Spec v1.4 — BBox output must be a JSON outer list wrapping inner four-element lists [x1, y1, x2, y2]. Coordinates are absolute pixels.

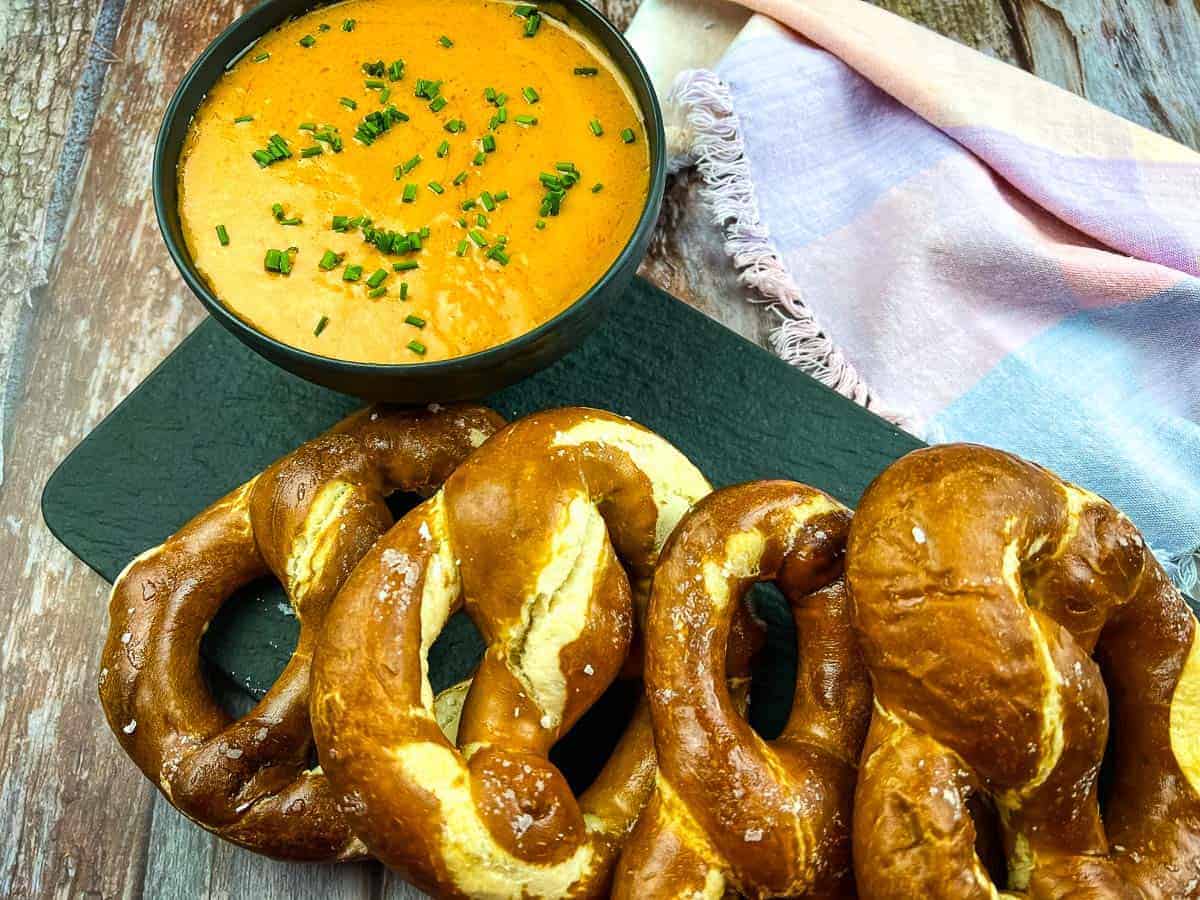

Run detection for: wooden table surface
[[2, 0, 1198, 896]]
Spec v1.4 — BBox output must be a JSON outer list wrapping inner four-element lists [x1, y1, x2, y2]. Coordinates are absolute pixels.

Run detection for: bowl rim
[[153, 0, 667, 377]]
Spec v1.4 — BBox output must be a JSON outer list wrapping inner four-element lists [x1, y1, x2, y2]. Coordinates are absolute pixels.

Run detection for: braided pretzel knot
[[99, 404, 504, 860], [312, 408, 712, 898], [847, 445, 1200, 898], [614, 481, 871, 899]]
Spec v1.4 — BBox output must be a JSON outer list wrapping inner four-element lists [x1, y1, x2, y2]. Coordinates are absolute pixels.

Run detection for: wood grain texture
[[1, 0, 1198, 895]]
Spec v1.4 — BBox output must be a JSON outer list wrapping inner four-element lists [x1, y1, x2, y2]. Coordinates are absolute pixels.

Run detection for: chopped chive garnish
[[468, 229, 488, 247], [299, 122, 317, 131], [216, 225, 230, 245], [394, 259, 419, 271], [364, 60, 386, 77], [264, 248, 283, 272], [365, 79, 386, 90], [379, 87, 391, 104], [437, 140, 450, 158], [420, 225, 430, 239], [407, 340, 427, 355], [343, 264, 363, 281], [497, 107, 508, 124], [234, 115, 254, 124], [366, 268, 388, 288], [279, 216, 301, 226], [515, 114, 537, 126], [279, 250, 294, 274], [495, 92, 508, 106], [445, 119, 465, 133], [405, 314, 426, 327], [318, 250, 342, 270], [485, 86, 497, 103], [252, 150, 273, 166], [415, 79, 442, 99], [539, 173, 563, 189], [332, 215, 351, 231], [536, 218, 546, 229], [354, 107, 408, 145], [473, 151, 486, 165], [253, 52, 270, 63], [456, 239, 468, 256], [513, 3, 537, 16], [522, 86, 539, 103], [555, 161, 577, 173], [481, 134, 496, 152], [621, 128, 636, 144], [476, 213, 488, 226], [574, 67, 599, 76], [461, 199, 476, 210], [340, 97, 358, 110], [302, 146, 323, 158], [480, 191, 496, 211], [592, 182, 603, 192], [314, 315, 330, 336], [453, 171, 468, 185], [319, 23, 331, 32], [368, 285, 387, 298], [428, 181, 445, 194], [487, 246, 510, 265], [429, 96, 447, 113], [523, 12, 541, 36], [439, 35, 454, 47], [388, 59, 405, 81], [342, 18, 356, 30], [494, 190, 509, 202], [299, 34, 316, 47], [402, 154, 422, 173], [402, 183, 418, 202], [456, 217, 468, 227], [409, 232, 422, 250], [588, 119, 603, 136], [272, 202, 285, 219], [400, 281, 409, 299]]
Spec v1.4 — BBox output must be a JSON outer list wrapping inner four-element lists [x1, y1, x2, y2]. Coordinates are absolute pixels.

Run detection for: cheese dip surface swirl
[[178, 0, 649, 364]]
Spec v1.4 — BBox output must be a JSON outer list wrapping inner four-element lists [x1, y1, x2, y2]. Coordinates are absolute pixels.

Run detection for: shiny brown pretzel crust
[[615, 480, 871, 899], [98, 404, 504, 860], [847, 444, 1200, 898], [312, 408, 712, 898]]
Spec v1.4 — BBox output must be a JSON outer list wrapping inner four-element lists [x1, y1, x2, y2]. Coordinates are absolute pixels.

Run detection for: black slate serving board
[[43, 277, 921, 742]]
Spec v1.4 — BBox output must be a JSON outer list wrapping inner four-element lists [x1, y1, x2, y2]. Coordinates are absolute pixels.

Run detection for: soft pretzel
[[846, 444, 1200, 898], [615, 481, 871, 898], [99, 403, 504, 860], [311, 408, 712, 898]]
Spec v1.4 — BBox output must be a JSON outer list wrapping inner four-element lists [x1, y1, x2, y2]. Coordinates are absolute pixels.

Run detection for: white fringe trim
[[668, 69, 914, 431]]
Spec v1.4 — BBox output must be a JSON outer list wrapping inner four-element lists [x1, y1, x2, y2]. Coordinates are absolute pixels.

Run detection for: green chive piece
[[522, 86, 540, 104], [403, 154, 422, 173], [302, 146, 323, 158], [456, 217, 468, 228], [536, 218, 546, 229], [445, 119, 465, 133], [365, 79, 386, 90], [234, 115, 253, 124], [388, 59, 405, 81], [314, 315, 330, 336], [366, 268, 388, 288], [368, 285, 387, 298], [428, 181, 445, 194], [252, 52, 269, 63], [555, 161, 577, 173], [589, 118, 603, 136], [496, 108, 508, 125], [402, 183, 418, 203], [621, 128, 636, 144], [299, 122, 318, 131], [272, 203, 285, 219], [340, 97, 358, 110], [429, 96, 447, 113], [485, 86, 497, 103], [591, 182, 603, 192], [439, 35, 454, 47], [487, 247, 510, 265], [407, 339, 427, 355], [343, 264, 363, 281], [408, 232, 422, 250], [436, 140, 450, 158], [299, 34, 316, 47], [456, 239, 468, 256], [453, 171, 468, 186], [420, 225, 430, 239], [480, 191, 496, 211], [318, 250, 341, 270], [400, 282, 409, 299], [515, 114, 537, 126], [574, 66, 599, 76], [461, 199, 476, 210], [524, 12, 541, 36], [476, 213, 488, 227], [495, 92, 508, 106], [252, 150, 272, 166], [319, 23, 331, 32], [481, 134, 496, 153], [468, 229, 488, 247], [215, 224, 230, 245], [279, 249, 294, 274], [264, 248, 283, 271], [405, 314, 426, 327], [379, 87, 391, 104], [342, 18, 356, 31], [394, 259, 419, 271], [473, 151, 486, 166], [332, 215, 351, 231], [513, 4, 537, 17]]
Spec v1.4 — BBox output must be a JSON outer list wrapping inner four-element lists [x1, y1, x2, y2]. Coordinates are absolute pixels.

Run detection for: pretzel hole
[[745, 583, 799, 740]]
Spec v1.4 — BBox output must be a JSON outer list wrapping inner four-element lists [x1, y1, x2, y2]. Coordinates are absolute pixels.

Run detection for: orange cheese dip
[[178, 0, 649, 363]]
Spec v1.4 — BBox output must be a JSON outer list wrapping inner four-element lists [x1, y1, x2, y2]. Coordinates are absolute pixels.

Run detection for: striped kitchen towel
[[662, 0, 1200, 593]]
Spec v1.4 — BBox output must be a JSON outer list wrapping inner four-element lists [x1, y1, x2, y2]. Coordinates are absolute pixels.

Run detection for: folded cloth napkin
[[641, 0, 1200, 593]]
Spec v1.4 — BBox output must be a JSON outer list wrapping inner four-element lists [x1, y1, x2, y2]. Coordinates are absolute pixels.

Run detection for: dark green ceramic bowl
[[153, 0, 665, 402]]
